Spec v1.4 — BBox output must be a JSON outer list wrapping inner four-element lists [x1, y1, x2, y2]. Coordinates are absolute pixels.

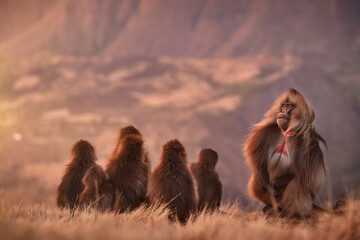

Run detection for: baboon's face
[[275, 89, 314, 133], [276, 101, 295, 131]]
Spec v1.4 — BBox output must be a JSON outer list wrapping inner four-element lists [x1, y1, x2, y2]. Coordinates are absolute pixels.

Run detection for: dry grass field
[[0, 198, 359, 240]]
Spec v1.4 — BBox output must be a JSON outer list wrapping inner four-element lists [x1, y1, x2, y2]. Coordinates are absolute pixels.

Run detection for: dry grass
[[0, 198, 359, 240]]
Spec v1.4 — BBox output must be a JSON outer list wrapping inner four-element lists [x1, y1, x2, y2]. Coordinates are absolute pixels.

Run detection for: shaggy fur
[[108, 125, 142, 160], [106, 134, 149, 213], [191, 148, 222, 212], [149, 139, 197, 223], [244, 88, 327, 217], [78, 164, 114, 212], [56, 140, 97, 210]]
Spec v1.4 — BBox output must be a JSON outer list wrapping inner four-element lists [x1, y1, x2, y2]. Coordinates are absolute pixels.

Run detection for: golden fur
[[244, 88, 327, 217]]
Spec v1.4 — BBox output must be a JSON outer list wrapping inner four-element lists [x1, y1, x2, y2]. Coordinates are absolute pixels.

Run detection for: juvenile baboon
[[244, 88, 327, 217], [106, 127, 149, 213], [149, 139, 197, 223], [78, 164, 114, 212], [191, 148, 222, 212], [57, 139, 97, 210]]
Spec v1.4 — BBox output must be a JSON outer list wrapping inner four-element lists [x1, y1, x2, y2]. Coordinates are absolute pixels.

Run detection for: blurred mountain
[[0, 0, 359, 206], [1, 0, 360, 58]]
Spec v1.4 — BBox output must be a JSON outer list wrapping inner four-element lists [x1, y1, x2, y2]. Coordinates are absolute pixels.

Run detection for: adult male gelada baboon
[[244, 88, 327, 217]]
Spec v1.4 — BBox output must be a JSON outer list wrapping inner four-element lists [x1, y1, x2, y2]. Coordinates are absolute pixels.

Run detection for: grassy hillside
[[0, 198, 359, 240]]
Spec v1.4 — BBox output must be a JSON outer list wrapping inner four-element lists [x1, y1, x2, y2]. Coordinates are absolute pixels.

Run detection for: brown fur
[[106, 132, 149, 213], [244, 88, 327, 217], [108, 125, 151, 174], [190, 148, 222, 212], [78, 165, 114, 212], [108, 125, 142, 160], [56, 140, 97, 210], [149, 139, 197, 223]]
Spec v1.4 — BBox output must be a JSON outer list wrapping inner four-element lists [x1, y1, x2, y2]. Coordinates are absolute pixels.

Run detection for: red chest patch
[[274, 130, 296, 157]]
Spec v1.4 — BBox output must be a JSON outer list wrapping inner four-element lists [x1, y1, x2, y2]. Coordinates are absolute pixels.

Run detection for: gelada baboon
[[108, 125, 142, 159], [78, 164, 114, 212], [244, 88, 327, 217], [190, 148, 222, 212], [108, 125, 151, 172], [149, 139, 197, 223], [106, 126, 149, 213], [57, 139, 97, 209]]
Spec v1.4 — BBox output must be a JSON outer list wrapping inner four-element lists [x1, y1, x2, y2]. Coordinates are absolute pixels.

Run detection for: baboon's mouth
[[277, 113, 289, 120]]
